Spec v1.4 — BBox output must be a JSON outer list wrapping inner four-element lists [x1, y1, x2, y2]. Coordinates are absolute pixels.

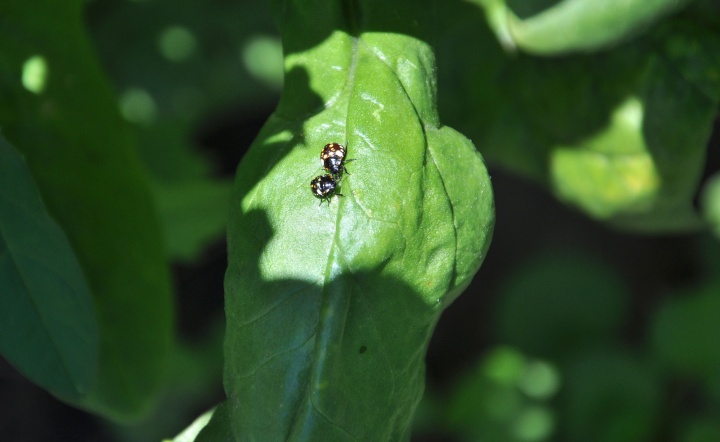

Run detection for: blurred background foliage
[[87, 0, 283, 262], [1, 0, 719, 440]]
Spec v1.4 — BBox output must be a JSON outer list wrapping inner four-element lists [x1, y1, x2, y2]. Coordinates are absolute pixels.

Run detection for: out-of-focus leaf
[[153, 179, 232, 262], [135, 122, 213, 183], [651, 281, 720, 385], [560, 349, 662, 442], [438, 8, 717, 232], [605, 52, 715, 231], [655, 15, 720, 104], [475, 0, 693, 55], [130, 122, 232, 261], [223, 0, 494, 440], [436, 1, 507, 160], [515, 47, 713, 230], [105, 325, 225, 442], [87, 0, 277, 123], [86, 0, 279, 188], [0, 136, 98, 400], [0, 0, 173, 420], [441, 347, 558, 441], [496, 250, 628, 359], [87, 1, 277, 263], [550, 97, 661, 219]]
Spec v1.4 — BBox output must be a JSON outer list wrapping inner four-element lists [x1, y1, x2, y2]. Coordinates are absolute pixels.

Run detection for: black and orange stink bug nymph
[[310, 174, 343, 205], [320, 142, 351, 177]]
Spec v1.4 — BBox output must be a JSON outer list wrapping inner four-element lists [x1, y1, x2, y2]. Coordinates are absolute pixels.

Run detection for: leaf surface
[[223, 1, 494, 440], [0, 136, 98, 400], [0, 0, 173, 419]]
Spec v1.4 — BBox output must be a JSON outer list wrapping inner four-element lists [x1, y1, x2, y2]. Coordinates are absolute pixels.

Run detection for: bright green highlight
[[701, 173, 720, 238], [22, 55, 48, 94], [241, 35, 283, 89], [551, 97, 660, 219]]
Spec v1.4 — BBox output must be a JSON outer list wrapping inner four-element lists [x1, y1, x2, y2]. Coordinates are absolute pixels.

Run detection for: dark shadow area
[[195, 102, 279, 178], [0, 360, 111, 442], [210, 204, 450, 441]]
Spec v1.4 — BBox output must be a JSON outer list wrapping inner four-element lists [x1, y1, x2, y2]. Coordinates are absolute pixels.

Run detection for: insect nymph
[[311, 142, 354, 205], [320, 142, 351, 178], [310, 174, 342, 206]]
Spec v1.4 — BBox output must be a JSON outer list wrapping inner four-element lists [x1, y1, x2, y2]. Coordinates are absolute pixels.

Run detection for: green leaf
[[438, 12, 717, 232], [549, 97, 662, 219], [134, 122, 214, 183], [0, 136, 98, 400], [475, 0, 694, 55], [86, 0, 279, 263], [223, 1, 494, 440], [603, 51, 715, 231], [657, 17, 720, 105], [0, 0, 173, 420], [515, 47, 713, 230]]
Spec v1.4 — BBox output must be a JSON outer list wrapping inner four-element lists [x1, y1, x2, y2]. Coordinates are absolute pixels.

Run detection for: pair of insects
[[310, 142, 352, 205]]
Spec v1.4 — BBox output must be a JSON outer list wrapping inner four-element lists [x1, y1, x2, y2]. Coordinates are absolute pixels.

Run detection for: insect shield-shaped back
[[320, 142, 350, 177], [310, 174, 342, 206]]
